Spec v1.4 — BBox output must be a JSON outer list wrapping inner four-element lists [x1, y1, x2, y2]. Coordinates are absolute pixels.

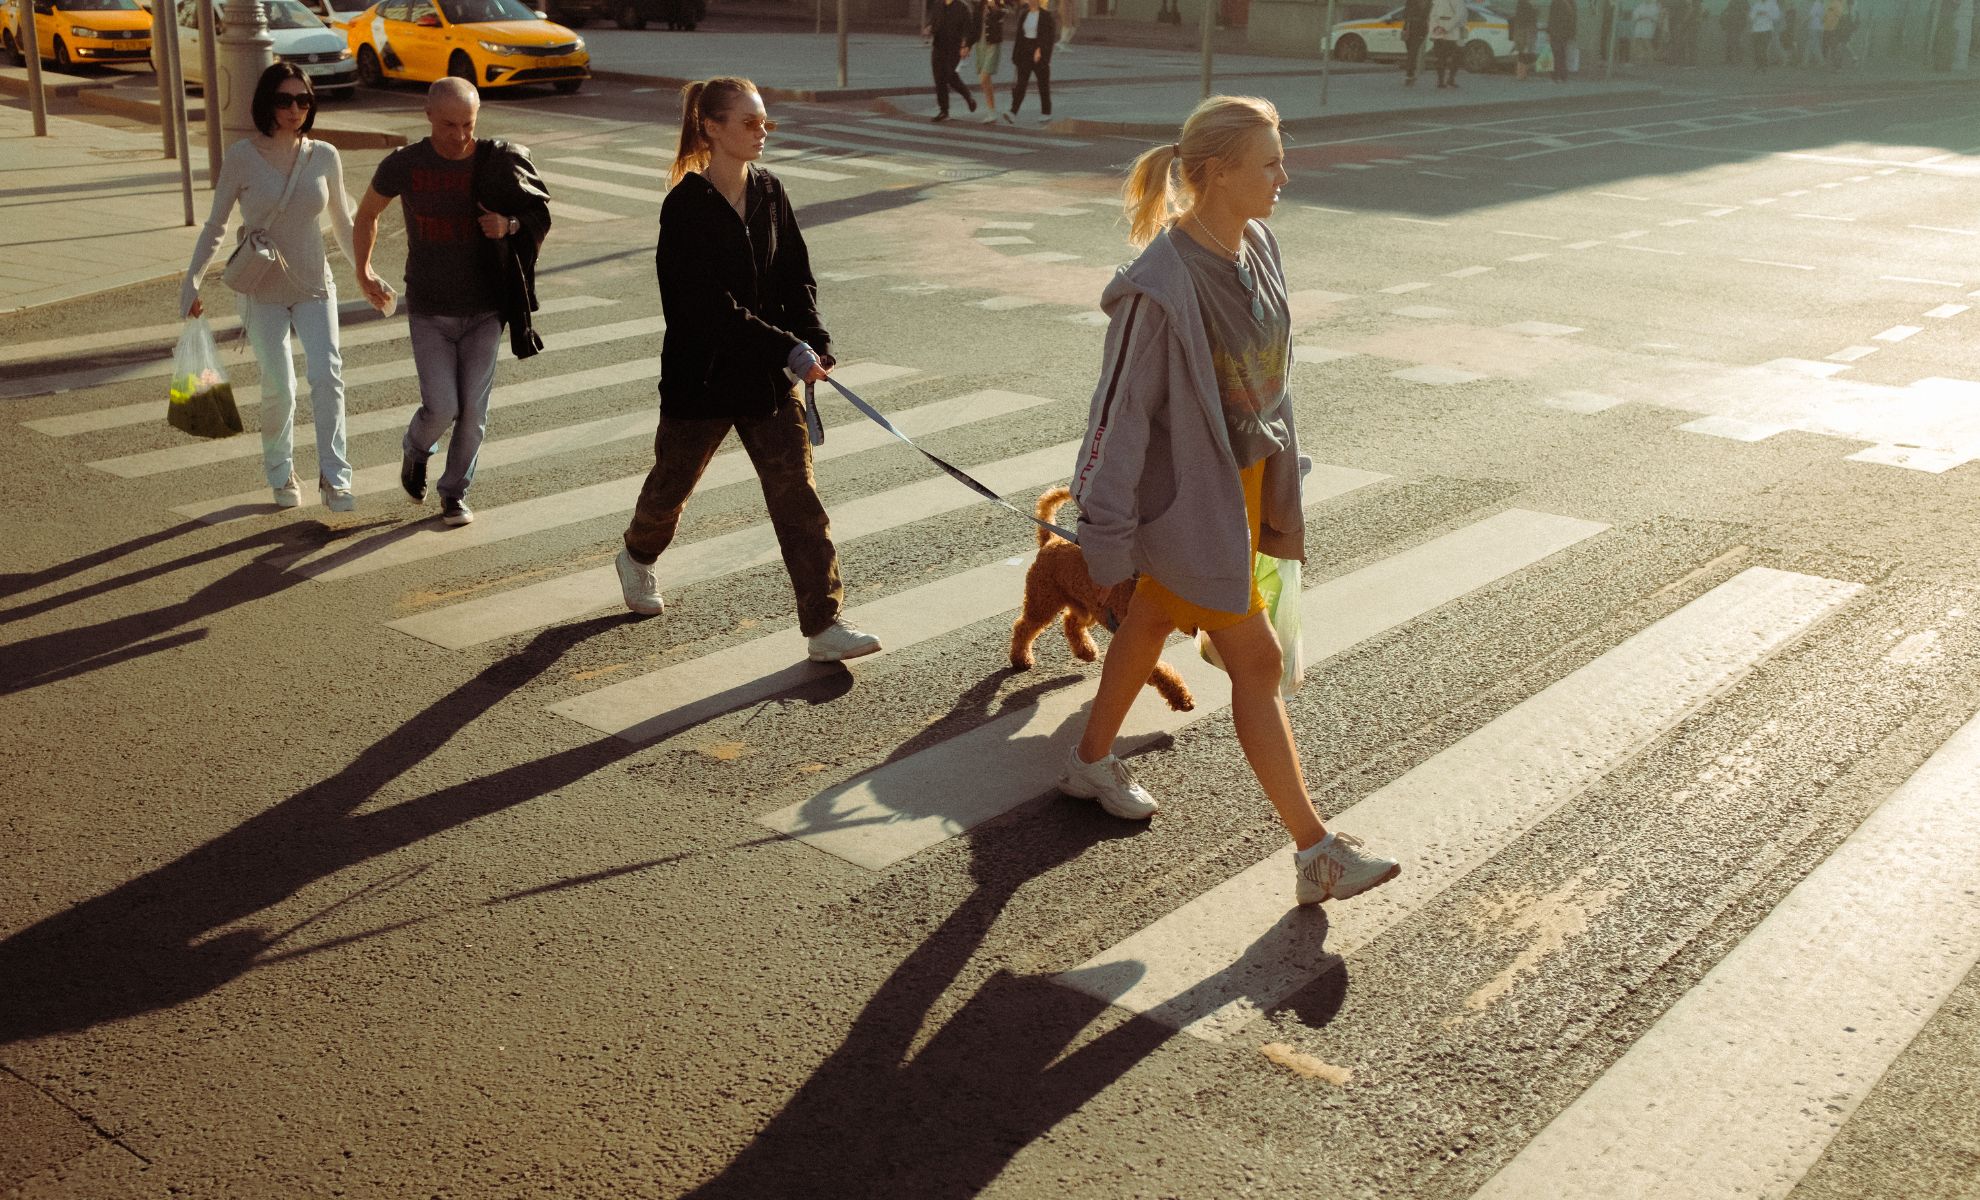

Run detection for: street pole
[[1320, 0, 1336, 104], [200, 0, 221, 178], [20, 0, 46, 135], [1200, 0, 1214, 97], [217, 0, 273, 145], [164, 0, 195, 224], [152, 0, 176, 156], [1604, 0, 1619, 79], [836, 0, 847, 87]]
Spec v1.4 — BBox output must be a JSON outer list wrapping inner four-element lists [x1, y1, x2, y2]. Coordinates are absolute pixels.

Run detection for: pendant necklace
[[1193, 214, 1265, 321]]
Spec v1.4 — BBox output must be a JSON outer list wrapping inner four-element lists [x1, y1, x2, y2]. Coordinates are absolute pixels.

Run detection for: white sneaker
[[272, 474, 302, 509], [1058, 745, 1158, 820], [1295, 832, 1400, 905], [614, 547, 664, 616], [1037, 113, 1054, 126], [807, 620, 882, 663], [978, 108, 997, 123], [318, 477, 356, 513]]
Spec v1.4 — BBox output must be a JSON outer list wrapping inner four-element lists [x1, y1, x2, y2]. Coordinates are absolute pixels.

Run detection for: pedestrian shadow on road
[[0, 614, 640, 1046], [0, 517, 244, 616]]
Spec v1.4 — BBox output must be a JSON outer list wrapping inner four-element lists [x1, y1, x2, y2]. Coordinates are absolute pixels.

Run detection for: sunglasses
[[720, 115, 778, 134], [273, 93, 314, 110]]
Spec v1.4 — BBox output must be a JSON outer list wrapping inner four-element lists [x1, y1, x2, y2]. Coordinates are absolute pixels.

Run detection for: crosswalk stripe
[[385, 440, 1082, 650], [0, 300, 361, 370], [537, 170, 663, 204], [858, 116, 1090, 149], [551, 199, 632, 223], [293, 377, 1025, 585], [756, 507, 1604, 875], [1471, 698, 1980, 1200], [553, 154, 853, 184], [811, 122, 1034, 157], [770, 130, 966, 164], [19, 297, 617, 431], [1056, 565, 1860, 1043], [86, 318, 663, 478], [623, 144, 928, 177], [550, 462, 1394, 744]]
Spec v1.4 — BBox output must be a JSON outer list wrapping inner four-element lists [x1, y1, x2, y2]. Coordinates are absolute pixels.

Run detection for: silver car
[[156, 0, 356, 97]]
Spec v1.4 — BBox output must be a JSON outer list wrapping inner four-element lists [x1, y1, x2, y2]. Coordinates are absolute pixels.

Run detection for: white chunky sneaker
[[1058, 745, 1158, 820], [807, 620, 882, 663], [272, 474, 302, 509], [614, 547, 664, 616], [1295, 831, 1400, 905]]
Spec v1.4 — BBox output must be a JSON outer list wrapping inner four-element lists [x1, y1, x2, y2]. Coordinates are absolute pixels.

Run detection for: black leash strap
[[821, 375, 1080, 544]]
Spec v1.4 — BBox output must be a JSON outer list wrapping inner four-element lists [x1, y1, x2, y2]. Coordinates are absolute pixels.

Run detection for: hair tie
[[1169, 142, 1181, 154]]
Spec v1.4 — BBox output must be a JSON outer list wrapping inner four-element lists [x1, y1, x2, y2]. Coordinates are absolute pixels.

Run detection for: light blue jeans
[[405, 310, 502, 502], [242, 288, 349, 490]]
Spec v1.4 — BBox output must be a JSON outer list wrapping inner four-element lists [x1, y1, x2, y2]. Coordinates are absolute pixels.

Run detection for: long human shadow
[[0, 615, 632, 1046], [686, 809, 1178, 1200], [0, 517, 327, 622]]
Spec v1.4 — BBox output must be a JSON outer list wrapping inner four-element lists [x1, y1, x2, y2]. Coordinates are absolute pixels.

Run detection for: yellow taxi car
[[3, 0, 152, 72], [345, 0, 586, 93]]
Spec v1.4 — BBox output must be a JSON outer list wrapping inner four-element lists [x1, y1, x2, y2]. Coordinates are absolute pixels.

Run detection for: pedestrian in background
[[1512, 0, 1539, 78], [1008, 0, 1058, 124], [614, 77, 882, 665], [1548, 0, 1577, 79], [353, 78, 548, 529], [1775, 0, 1795, 62], [1798, 0, 1823, 63], [1428, 0, 1465, 87], [1401, 0, 1431, 84], [1721, 0, 1747, 61], [973, 0, 1012, 123], [1748, 0, 1779, 67], [1066, 94, 1402, 907], [180, 63, 358, 512], [1631, 0, 1658, 66], [1829, 0, 1856, 65], [926, 0, 977, 122]]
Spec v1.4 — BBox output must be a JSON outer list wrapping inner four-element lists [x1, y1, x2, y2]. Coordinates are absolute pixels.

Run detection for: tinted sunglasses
[[273, 93, 315, 110]]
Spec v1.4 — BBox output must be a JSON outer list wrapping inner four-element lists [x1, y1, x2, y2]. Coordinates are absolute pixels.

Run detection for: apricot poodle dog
[[1008, 487, 1195, 712]]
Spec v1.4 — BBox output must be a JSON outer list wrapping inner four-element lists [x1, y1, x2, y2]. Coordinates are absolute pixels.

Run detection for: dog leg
[[1009, 585, 1064, 670], [1062, 610, 1100, 662]]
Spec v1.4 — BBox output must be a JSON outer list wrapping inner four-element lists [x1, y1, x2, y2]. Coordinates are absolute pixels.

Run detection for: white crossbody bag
[[222, 141, 310, 297]]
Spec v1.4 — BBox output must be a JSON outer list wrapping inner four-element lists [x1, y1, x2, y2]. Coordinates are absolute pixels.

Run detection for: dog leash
[[812, 376, 1081, 544]]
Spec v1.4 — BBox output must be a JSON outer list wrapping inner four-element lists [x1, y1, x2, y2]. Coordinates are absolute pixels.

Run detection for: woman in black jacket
[[1008, 0, 1058, 125], [614, 75, 883, 664]]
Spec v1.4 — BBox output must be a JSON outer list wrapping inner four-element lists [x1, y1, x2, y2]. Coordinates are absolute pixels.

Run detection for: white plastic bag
[[1198, 554, 1305, 698]]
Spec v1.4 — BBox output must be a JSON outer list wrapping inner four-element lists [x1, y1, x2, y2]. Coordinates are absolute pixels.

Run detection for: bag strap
[[264, 140, 310, 227]]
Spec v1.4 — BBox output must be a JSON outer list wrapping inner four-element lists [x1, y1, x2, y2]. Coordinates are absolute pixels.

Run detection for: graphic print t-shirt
[[370, 140, 498, 317], [1171, 228, 1291, 469]]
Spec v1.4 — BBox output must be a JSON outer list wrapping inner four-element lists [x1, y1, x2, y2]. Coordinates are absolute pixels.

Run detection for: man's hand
[[476, 203, 514, 240], [358, 268, 392, 310]]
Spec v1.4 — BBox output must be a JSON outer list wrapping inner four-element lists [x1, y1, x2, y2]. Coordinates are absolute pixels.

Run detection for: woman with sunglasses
[[1061, 96, 1402, 907], [613, 76, 882, 664], [180, 62, 361, 512]]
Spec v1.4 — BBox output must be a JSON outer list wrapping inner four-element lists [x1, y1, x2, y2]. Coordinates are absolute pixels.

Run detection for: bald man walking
[[354, 78, 547, 528]]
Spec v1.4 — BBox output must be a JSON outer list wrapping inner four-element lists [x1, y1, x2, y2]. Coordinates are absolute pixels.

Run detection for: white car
[[155, 0, 355, 96], [299, 0, 371, 33], [1328, 3, 1516, 72]]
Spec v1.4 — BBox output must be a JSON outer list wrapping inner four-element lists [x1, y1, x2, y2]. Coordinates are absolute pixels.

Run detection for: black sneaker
[[400, 450, 428, 503], [441, 496, 474, 527], [931, 111, 950, 122]]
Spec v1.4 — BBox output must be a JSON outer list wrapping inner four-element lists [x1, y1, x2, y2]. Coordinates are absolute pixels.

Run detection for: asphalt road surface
[[4, 75, 1980, 1199]]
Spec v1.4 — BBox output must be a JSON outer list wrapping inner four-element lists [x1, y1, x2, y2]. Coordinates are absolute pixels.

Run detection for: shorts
[[973, 40, 1002, 76], [1136, 459, 1266, 636]]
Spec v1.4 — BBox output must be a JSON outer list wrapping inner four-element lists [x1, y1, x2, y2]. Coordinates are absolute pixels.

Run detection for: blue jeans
[[242, 288, 349, 490], [405, 310, 501, 502]]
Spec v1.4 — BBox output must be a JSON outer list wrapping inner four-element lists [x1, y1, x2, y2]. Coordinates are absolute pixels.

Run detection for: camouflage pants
[[623, 397, 844, 637]]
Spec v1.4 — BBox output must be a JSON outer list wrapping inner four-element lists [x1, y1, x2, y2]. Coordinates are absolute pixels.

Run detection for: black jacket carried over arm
[[472, 137, 552, 359], [656, 166, 830, 421]]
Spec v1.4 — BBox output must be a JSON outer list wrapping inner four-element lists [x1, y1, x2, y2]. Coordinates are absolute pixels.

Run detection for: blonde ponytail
[[669, 76, 761, 187], [1120, 94, 1281, 248]]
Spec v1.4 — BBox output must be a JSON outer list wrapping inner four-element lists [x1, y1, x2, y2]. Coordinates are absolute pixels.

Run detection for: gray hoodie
[[1071, 220, 1305, 614]]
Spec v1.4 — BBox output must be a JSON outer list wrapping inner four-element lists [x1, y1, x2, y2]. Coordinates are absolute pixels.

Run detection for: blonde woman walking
[[1060, 95, 1401, 906]]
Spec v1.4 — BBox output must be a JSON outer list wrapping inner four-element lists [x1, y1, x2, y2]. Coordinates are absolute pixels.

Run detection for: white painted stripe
[[1611, 230, 1648, 239], [1060, 566, 1858, 1042], [1293, 346, 1353, 365], [1380, 282, 1432, 294], [1392, 365, 1484, 385], [976, 235, 1034, 246], [1880, 275, 1963, 288], [624, 142, 925, 176], [1925, 303, 1970, 319], [1873, 325, 1922, 342], [1846, 444, 1973, 473], [295, 381, 1022, 585], [1704, 207, 1739, 217], [1418, 170, 1468, 180], [980, 220, 1035, 230], [1390, 217, 1449, 227], [1505, 252, 1550, 262], [1678, 416, 1785, 441], [537, 170, 666, 203], [0, 301, 347, 366], [811, 122, 1032, 157], [1336, 162, 1374, 171], [859, 116, 1088, 149], [90, 341, 661, 479], [1825, 345, 1878, 362], [555, 152, 853, 185], [1782, 188, 1810, 196], [1659, 218, 1696, 227], [1445, 266, 1493, 278], [1739, 258, 1815, 271], [1909, 223, 1979, 236], [1015, 251, 1080, 263], [975, 295, 1045, 310], [386, 440, 1083, 649], [1564, 240, 1604, 250], [551, 200, 631, 223], [552, 464, 1394, 743], [1507, 182, 1556, 191], [1474, 697, 1980, 1200], [1594, 190, 1647, 201], [1616, 245, 1683, 255], [760, 510, 1606, 874], [13, 296, 616, 415], [1306, 206, 1353, 215], [1792, 212, 1856, 221], [766, 131, 956, 167], [1503, 321, 1582, 336]]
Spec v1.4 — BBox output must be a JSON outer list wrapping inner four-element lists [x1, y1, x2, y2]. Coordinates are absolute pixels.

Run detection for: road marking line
[[1592, 191, 1647, 201], [558, 153, 853, 185], [1503, 321, 1582, 336], [1616, 245, 1683, 255], [810, 122, 1033, 156], [1060, 566, 1857, 1042], [761, 503, 1580, 874], [1393, 305, 1457, 320], [1610, 230, 1648, 239], [1874, 325, 1923, 342], [1381, 282, 1433, 294], [1845, 443, 1975, 473], [1474, 694, 1980, 1200], [975, 295, 1046, 310], [1704, 207, 1739, 217], [386, 441, 1084, 649], [1506, 182, 1555, 190], [1544, 390, 1624, 412], [1506, 252, 1550, 262], [1782, 188, 1810, 196], [1564, 240, 1604, 250], [1335, 162, 1374, 171], [554, 464, 1393, 743], [550, 200, 630, 223], [1391, 365, 1485, 385], [1910, 223, 1980, 236], [537, 170, 666, 203], [85, 319, 665, 478], [1925, 303, 1970, 319], [1792, 212, 1856, 222], [1739, 258, 1815, 271], [760, 130, 964, 165], [1494, 230, 1562, 240], [1445, 266, 1493, 278], [858, 116, 1088, 149], [1389, 217, 1450, 226], [976, 235, 1035, 246], [1881, 275, 1963, 288], [1013, 250, 1081, 263], [980, 220, 1036, 230], [1417, 169, 1468, 179], [1825, 345, 1878, 362], [1660, 218, 1696, 227], [1305, 205, 1353, 215], [1748, 197, 1778, 205]]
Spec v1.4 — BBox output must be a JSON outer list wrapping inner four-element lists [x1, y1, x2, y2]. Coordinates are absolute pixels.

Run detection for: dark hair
[[250, 62, 316, 137]]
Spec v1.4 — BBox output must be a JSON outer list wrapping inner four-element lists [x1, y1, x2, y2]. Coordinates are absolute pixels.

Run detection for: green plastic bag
[[1198, 554, 1305, 697], [166, 317, 243, 440]]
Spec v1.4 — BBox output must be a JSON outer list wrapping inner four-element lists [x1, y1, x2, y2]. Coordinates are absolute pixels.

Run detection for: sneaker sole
[[443, 513, 474, 527], [807, 641, 882, 664], [1329, 862, 1402, 902], [1057, 776, 1157, 820]]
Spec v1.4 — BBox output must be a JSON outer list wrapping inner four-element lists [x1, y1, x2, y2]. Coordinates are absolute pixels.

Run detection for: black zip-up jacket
[[656, 166, 829, 421], [1011, 6, 1056, 61], [1548, 0, 1577, 37], [929, 0, 976, 50], [979, 0, 1006, 44], [472, 138, 552, 359]]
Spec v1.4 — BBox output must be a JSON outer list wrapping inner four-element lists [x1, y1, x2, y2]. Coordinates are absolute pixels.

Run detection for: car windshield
[[61, 0, 142, 10], [266, 0, 326, 28], [438, 0, 537, 22]]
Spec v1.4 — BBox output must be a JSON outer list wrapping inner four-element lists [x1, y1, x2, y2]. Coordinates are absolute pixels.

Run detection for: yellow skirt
[[1135, 460, 1265, 636]]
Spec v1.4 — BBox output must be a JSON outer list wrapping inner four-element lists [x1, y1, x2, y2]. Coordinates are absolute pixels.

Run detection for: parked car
[[300, 0, 374, 32], [531, 0, 697, 30], [2, 0, 152, 71], [1327, 2, 1513, 72], [344, 0, 587, 92], [153, 0, 355, 97]]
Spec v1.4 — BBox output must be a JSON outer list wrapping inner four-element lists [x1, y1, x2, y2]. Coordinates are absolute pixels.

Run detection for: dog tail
[[1035, 487, 1072, 548]]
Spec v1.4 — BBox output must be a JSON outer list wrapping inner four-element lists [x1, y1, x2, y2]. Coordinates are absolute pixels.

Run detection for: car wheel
[[447, 50, 477, 87], [1333, 32, 1366, 62], [554, 77, 581, 93], [614, 2, 644, 28], [1463, 38, 1493, 71], [356, 44, 382, 86], [52, 36, 72, 71]]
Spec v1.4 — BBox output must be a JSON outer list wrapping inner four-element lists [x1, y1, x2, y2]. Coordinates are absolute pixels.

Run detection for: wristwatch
[[506, 216, 520, 235]]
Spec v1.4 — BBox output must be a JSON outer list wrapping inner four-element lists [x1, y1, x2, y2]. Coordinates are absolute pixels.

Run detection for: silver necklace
[[1192, 214, 1264, 321]]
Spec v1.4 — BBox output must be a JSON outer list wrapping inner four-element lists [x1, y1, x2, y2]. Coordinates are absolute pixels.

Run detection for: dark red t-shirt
[[371, 139, 499, 317]]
